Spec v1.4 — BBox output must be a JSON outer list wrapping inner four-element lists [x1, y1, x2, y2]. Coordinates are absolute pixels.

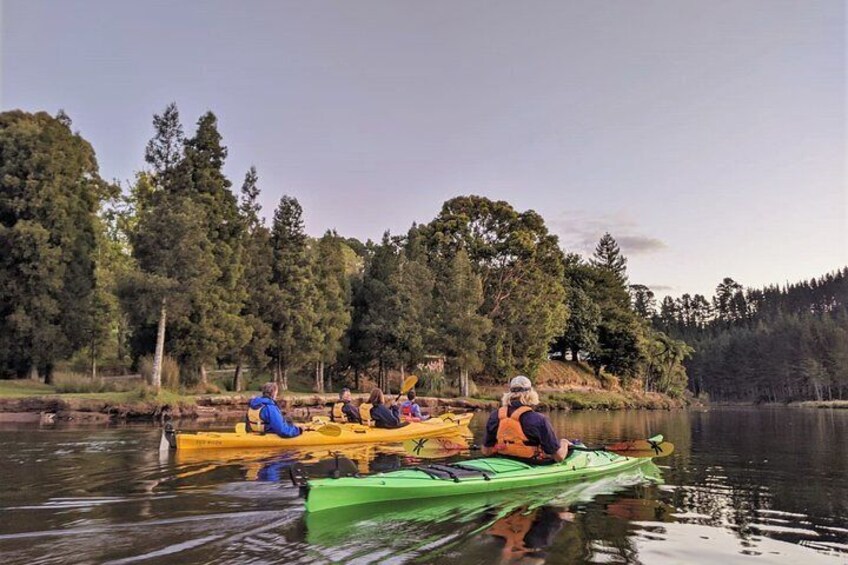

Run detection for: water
[[0, 407, 845, 564]]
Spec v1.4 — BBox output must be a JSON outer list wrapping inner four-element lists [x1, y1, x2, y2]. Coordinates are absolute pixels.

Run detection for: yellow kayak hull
[[171, 413, 473, 450]]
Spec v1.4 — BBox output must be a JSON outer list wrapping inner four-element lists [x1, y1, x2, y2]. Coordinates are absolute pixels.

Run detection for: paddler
[[368, 388, 407, 429], [331, 387, 361, 424], [246, 382, 303, 438], [481, 375, 571, 463], [400, 390, 429, 421]]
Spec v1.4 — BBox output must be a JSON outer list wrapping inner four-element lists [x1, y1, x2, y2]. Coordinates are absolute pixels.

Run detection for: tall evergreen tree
[[591, 232, 627, 284], [312, 231, 353, 392], [434, 249, 491, 396], [268, 196, 318, 390], [233, 166, 273, 391], [174, 111, 249, 382], [0, 111, 111, 381]]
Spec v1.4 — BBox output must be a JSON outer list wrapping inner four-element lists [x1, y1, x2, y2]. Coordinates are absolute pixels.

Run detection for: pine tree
[[233, 166, 273, 391], [312, 232, 353, 392], [0, 111, 109, 381], [434, 249, 491, 396], [181, 112, 249, 382], [268, 196, 318, 390], [591, 232, 627, 285]]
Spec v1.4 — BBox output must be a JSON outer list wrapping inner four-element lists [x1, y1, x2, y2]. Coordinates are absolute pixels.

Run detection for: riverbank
[[0, 378, 685, 423]]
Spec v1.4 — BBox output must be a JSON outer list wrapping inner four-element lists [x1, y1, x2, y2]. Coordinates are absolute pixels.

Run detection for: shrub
[[52, 372, 132, 394], [418, 368, 448, 396], [138, 355, 180, 390]]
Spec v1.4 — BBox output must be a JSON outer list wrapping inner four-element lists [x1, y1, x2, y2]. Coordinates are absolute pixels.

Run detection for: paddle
[[402, 437, 470, 459], [311, 423, 343, 437], [394, 375, 419, 403], [572, 440, 675, 459]]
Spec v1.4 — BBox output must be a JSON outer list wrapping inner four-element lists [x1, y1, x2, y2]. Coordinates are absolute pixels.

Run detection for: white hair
[[501, 389, 540, 407]]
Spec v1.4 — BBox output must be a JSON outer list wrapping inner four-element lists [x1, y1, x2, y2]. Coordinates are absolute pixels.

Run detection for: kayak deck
[[305, 436, 662, 513], [168, 414, 472, 450]]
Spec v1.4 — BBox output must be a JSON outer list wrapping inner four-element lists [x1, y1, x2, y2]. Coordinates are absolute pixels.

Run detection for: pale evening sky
[[1, 0, 845, 297]]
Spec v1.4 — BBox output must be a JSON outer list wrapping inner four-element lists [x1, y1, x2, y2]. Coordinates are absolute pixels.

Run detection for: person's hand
[[560, 438, 573, 448]]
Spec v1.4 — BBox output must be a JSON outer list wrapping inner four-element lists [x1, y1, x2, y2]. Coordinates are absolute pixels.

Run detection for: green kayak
[[305, 434, 667, 513]]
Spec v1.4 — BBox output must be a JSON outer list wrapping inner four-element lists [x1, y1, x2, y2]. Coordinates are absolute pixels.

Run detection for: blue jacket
[[248, 397, 302, 438]]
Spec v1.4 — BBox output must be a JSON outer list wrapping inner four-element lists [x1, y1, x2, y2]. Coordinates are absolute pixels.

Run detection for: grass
[[0, 380, 55, 398]]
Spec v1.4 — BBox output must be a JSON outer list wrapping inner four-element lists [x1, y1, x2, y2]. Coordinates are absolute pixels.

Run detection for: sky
[[1, 0, 845, 297]]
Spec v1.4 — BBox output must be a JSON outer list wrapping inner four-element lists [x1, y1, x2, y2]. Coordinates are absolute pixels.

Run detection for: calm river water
[[0, 407, 846, 564]]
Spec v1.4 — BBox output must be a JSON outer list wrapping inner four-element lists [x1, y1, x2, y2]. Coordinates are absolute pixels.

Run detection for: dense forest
[[653, 270, 848, 402], [0, 105, 722, 400]]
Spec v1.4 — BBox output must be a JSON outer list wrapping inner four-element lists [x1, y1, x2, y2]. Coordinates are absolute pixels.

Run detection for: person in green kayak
[[246, 382, 303, 438], [481, 376, 571, 463]]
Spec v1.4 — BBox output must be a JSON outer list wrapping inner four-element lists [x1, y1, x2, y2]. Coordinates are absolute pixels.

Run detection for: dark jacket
[[248, 397, 302, 438], [341, 401, 361, 423], [370, 403, 404, 429]]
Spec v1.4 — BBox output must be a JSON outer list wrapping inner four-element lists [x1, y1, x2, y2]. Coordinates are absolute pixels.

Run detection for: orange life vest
[[494, 406, 548, 461]]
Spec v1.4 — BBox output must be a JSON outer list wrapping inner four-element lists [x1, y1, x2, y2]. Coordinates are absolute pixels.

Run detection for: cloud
[[616, 235, 667, 255], [551, 211, 668, 257], [646, 284, 675, 292]]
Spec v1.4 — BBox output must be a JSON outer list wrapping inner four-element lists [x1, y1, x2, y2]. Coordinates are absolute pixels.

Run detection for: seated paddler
[[331, 387, 361, 423], [400, 390, 429, 421], [246, 382, 303, 438], [481, 375, 571, 463], [368, 387, 407, 429]]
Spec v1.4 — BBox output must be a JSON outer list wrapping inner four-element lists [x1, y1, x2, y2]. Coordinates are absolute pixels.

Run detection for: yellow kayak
[[164, 413, 473, 451]]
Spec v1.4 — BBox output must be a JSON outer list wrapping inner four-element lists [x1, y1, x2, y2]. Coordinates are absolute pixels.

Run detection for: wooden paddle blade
[[315, 424, 343, 437], [605, 441, 675, 459]]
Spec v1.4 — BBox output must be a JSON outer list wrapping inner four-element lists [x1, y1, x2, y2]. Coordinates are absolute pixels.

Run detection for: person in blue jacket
[[246, 382, 303, 438]]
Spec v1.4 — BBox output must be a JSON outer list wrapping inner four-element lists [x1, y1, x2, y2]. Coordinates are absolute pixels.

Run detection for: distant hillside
[[658, 268, 848, 402]]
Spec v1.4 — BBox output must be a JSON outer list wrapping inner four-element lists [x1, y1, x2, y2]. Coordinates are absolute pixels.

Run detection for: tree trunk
[[42, 363, 54, 386], [314, 361, 324, 393], [282, 368, 288, 391], [199, 364, 208, 386], [233, 360, 243, 392], [571, 346, 580, 364], [90, 334, 97, 379], [354, 368, 360, 392], [460, 368, 469, 397], [151, 298, 167, 390], [29, 366, 39, 381], [326, 363, 332, 392], [273, 357, 281, 385]]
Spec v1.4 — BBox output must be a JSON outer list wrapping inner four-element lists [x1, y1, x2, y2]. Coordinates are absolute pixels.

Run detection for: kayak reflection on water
[[487, 506, 575, 562]]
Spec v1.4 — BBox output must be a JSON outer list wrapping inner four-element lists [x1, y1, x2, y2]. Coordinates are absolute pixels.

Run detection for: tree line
[[0, 107, 691, 396], [653, 269, 848, 402]]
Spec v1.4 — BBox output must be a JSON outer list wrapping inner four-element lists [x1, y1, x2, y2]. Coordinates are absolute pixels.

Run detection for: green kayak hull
[[305, 435, 662, 513]]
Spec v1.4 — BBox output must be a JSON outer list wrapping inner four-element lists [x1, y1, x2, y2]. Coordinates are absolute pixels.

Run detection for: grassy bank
[[0, 360, 686, 422]]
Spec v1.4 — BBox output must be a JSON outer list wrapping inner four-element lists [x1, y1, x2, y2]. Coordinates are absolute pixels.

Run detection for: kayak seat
[[414, 463, 493, 483]]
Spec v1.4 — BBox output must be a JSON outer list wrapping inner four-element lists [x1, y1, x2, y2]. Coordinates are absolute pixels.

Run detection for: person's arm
[[481, 412, 499, 456], [534, 417, 569, 462], [264, 405, 302, 438], [343, 403, 361, 423], [411, 404, 422, 418]]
